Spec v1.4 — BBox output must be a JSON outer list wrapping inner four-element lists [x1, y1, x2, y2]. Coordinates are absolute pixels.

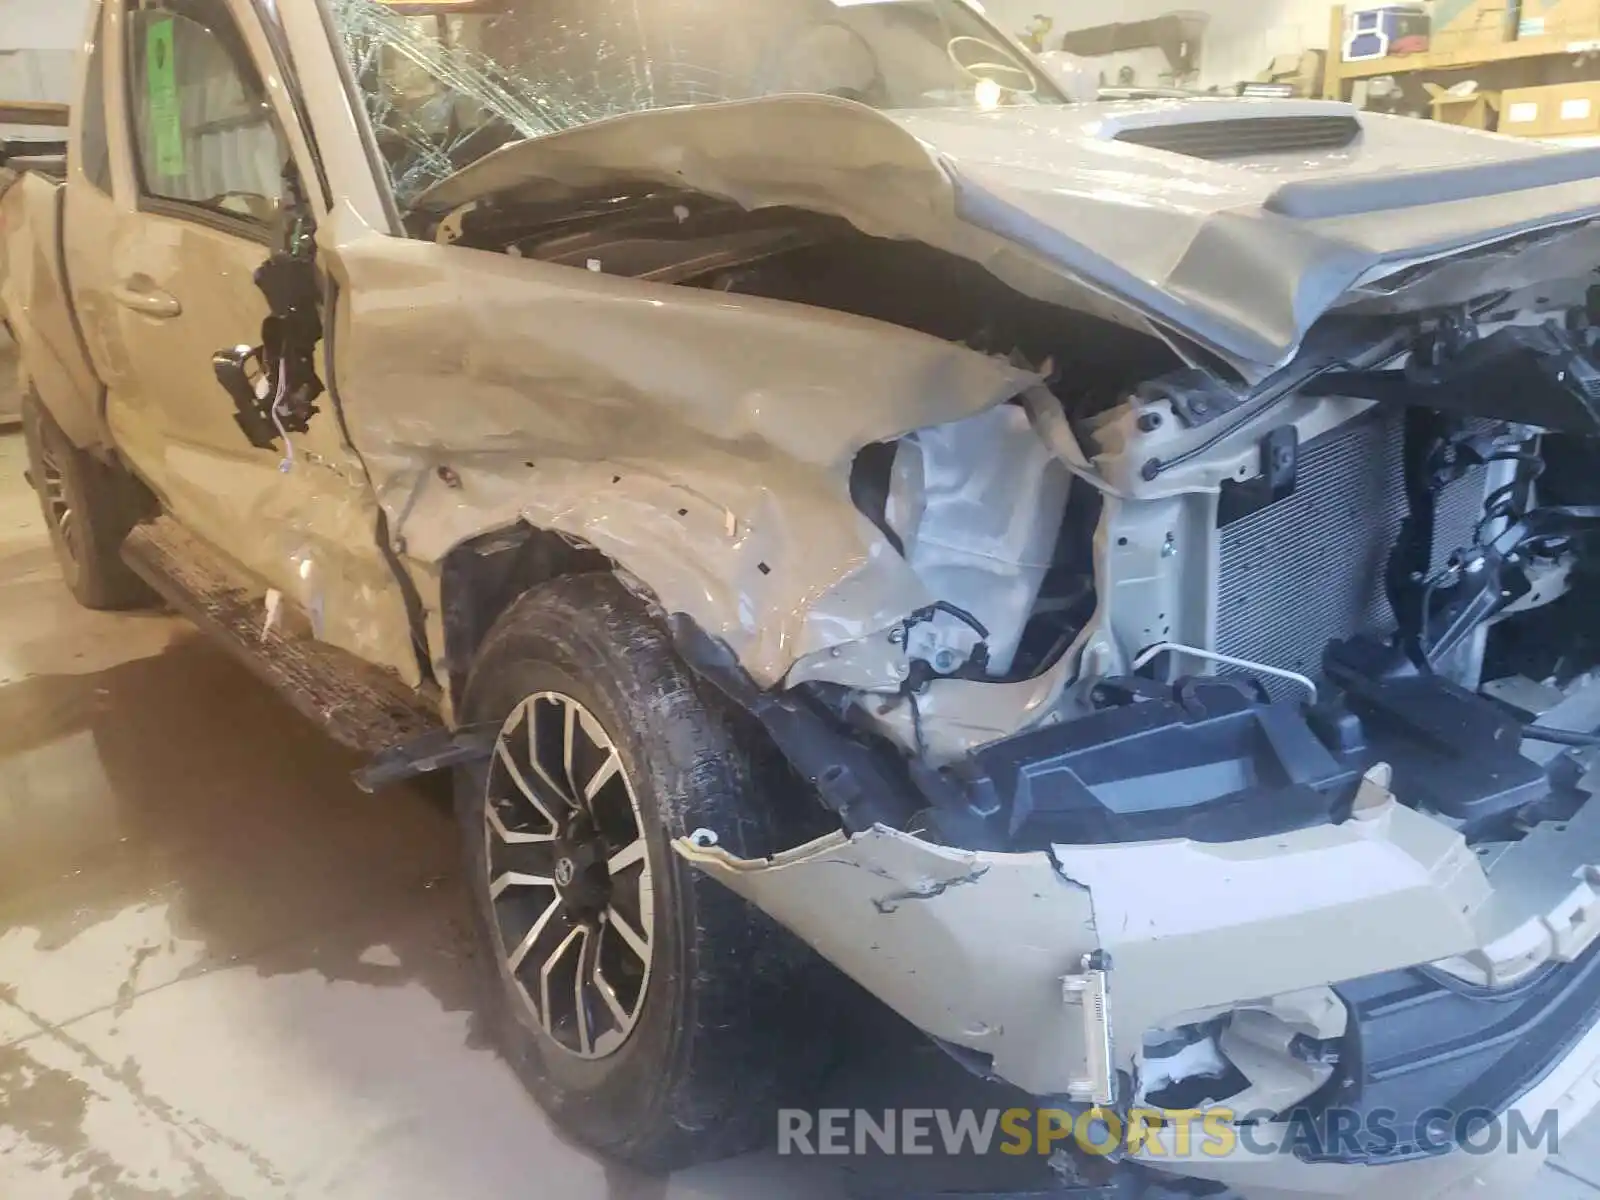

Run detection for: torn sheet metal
[[676, 799, 1488, 1095], [414, 96, 1600, 378], [322, 219, 1036, 687]]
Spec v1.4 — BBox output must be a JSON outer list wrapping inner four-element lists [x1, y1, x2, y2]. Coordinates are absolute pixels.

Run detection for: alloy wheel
[[484, 692, 655, 1060], [36, 441, 79, 565]]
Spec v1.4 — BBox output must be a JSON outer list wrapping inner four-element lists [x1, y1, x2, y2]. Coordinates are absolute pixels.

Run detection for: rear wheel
[[21, 393, 153, 610], [454, 572, 825, 1170]]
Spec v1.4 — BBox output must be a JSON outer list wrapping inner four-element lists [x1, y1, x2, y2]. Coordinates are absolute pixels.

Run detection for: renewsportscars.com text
[[777, 1106, 1562, 1159]]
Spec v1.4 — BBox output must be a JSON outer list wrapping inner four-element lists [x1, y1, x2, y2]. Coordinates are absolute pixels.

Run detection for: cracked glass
[[329, 0, 1062, 205]]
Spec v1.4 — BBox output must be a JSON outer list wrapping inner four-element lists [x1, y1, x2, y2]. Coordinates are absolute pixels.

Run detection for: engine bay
[[690, 293, 1600, 868], [883, 312, 1600, 855]]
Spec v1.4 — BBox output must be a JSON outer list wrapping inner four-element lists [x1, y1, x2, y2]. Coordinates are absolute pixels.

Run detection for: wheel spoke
[[486, 798, 556, 846], [495, 740, 563, 828], [524, 711, 576, 811], [607, 838, 646, 875], [605, 904, 650, 965], [593, 959, 632, 1030], [539, 924, 585, 1041], [490, 869, 553, 900], [584, 751, 621, 801], [506, 893, 565, 972], [561, 700, 579, 799], [573, 926, 597, 1055]]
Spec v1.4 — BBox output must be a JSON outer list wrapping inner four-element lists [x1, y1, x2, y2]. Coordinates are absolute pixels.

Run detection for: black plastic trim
[[948, 679, 1355, 849], [1116, 116, 1360, 162], [133, 195, 274, 245], [1286, 937, 1600, 1164]]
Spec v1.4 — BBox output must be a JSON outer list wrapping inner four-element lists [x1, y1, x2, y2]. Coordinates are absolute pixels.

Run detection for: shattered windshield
[[330, 0, 1062, 204]]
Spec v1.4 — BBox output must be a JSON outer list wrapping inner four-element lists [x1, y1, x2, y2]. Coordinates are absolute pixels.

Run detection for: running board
[[121, 516, 442, 756]]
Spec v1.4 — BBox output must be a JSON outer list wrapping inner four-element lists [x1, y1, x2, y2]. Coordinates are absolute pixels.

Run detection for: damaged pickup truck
[[11, 0, 1600, 1195]]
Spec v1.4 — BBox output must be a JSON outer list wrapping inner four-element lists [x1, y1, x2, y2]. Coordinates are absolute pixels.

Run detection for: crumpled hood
[[417, 95, 1600, 376]]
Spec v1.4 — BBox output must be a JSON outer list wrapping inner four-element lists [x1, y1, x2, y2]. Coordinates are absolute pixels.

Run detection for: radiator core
[[1213, 408, 1488, 690]]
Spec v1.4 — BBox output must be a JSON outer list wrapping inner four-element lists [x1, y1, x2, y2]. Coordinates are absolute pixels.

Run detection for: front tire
[[20, 393, 153, 610], [454, 572, 820, 1171]]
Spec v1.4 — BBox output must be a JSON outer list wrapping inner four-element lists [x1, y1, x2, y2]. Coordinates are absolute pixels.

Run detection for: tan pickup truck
[[13, 3, 1600, 1196]]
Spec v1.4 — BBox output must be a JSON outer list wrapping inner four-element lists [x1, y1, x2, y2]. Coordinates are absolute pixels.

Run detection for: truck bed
[[0, 100, 70, 178], [0, 164, 102, 449]]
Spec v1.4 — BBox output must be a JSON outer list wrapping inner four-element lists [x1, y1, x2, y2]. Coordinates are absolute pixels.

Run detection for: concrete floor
[[3, 424, 1600, 1200], [0, 430, 848, 1198]]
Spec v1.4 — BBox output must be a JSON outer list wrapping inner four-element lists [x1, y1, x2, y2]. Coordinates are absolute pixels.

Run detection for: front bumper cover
[[676, 787, 1486, 1100], [677, 772, 1600, 1198]]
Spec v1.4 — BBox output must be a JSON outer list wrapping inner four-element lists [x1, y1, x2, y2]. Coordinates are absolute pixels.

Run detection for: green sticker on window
[[146, 17, 184, 177]]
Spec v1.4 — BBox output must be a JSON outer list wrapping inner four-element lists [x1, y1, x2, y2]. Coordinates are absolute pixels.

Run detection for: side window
[[81, 4, 113, 195], [124, 0, 286, 224]]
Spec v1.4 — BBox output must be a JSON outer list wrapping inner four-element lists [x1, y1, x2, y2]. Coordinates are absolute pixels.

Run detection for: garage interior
[[12, 0, 1600, 1197]]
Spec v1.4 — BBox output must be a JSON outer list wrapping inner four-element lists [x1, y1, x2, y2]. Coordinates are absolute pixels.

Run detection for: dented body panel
[[417, 96, 1600, 376], [323, 217, 1036, 689]]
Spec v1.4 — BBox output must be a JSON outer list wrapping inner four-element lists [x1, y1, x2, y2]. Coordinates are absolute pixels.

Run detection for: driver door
[[101, 0, 280, 510], [94, 0, 421, 681]]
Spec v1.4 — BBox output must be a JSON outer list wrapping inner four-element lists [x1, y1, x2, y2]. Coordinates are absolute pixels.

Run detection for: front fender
[[324, 222, 1036, 687]]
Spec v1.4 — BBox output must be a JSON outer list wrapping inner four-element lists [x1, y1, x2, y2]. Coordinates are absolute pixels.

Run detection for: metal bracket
[[1217, 424, 1298, 527], [1063, 951, 1116, 1107], [1134, 369, 1244, 430]]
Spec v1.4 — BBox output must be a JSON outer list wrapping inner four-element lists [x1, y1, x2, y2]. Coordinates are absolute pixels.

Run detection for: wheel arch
[[438, 522, 614, 710]]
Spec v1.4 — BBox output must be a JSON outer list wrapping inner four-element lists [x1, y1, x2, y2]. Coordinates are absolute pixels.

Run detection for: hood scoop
[[1114, 115, 1362, 161]]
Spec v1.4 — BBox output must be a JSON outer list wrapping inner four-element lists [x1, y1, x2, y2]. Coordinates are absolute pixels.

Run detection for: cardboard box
[[1430, 0, 1513, 51], [1255, 49, 1326, 97], [1546, 81, 1600, 134], [1517, 0, 1600, 41], [1424, 82, 1500, 127], [1501, 85, 1554, 135], [1499, 82, 1600, 136]]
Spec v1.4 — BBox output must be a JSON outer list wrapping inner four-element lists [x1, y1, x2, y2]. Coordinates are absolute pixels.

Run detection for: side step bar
[[122, 516, 442, 756]]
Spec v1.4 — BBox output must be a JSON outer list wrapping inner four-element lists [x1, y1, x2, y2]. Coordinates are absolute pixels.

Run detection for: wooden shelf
[[0, 101, 69, 128], [1341, 34, 1600, 79], [1324, 4, 1600, 98]]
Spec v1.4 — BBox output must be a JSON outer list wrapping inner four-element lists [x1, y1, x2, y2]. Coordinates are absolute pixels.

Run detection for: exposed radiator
[[1214, 408, 1488, 691]]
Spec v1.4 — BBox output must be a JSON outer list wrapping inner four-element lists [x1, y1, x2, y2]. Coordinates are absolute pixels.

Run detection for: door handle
[[110, 279, 182, 319]]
